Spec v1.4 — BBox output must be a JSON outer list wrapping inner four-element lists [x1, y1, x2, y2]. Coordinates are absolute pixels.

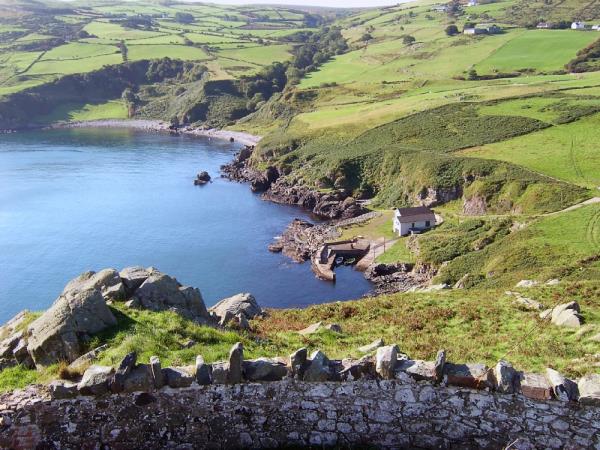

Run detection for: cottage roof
[[395, 206, 435, 219]]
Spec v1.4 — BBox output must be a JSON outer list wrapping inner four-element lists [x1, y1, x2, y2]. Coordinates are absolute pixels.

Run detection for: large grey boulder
[[27, 288, 117, 367], [209, 293, 262, 326], [64, 269, 126, 302], [119, 266, 153, 294], [133, 272, 209, 321]]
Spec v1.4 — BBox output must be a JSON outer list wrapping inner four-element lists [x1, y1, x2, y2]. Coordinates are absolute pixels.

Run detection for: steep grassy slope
[[435, 203, 600, 287]]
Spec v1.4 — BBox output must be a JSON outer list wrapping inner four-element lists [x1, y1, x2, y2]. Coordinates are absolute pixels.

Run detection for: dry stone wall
[[1, 378, 600, 449]]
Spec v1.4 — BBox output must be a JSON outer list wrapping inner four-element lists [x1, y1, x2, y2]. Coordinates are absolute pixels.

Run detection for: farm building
[[537, 22, 551, 29], [592, 24, 600, 30], [571, 21, 585, 30], [464, 24, 502, 35], [392, 206, 437, 236]]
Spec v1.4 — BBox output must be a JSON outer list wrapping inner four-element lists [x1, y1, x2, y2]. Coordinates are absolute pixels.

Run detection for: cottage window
[[426, 220, 431, 227]]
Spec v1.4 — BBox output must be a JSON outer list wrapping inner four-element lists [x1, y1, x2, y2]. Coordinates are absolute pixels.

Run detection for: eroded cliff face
[[2, 379, 599, 450]]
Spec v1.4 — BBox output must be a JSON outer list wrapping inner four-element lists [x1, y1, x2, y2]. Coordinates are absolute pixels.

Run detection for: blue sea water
[[0, 128, 372, 323]]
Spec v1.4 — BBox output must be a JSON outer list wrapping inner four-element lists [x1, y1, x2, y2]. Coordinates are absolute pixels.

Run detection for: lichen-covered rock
[[396, 359, 436, 382], [195, 356, 212, 385], [123, 364, 153, 393], [0, 331, 23, 359], [243, 358, 288, 382], [434, 350, 446, 382], [443, 363, 492, 389], [340, 356, 376, 381], [78, 365, 114, 396], [209, 293, 262, 326], [545, 368, 578, 402], [376, 345, 398, 380], [494, 360, 517, 394], [149, 356, 164, 389], [48, 380, 78, 399], [211, 362, 229, 384], [228, 342, 244, 384], [133, 272, 209, 321], [163, 367, 194, 388], [519, 372, 553, 401], [578, 374, 600, 406], [27, 288, 117, 367], [67, 345, 108, 373], [303, 350, 331, 382]]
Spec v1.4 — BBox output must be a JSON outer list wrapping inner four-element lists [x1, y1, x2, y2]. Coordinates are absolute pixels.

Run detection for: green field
[[33, 100, 128, 124], [464, 113, 600, 188], [475, 30, 600, 74]]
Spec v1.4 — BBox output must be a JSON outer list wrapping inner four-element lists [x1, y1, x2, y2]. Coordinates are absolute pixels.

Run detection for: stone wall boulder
[[209, 293, 262, 326], [27, 288, 117, 367], [133, 272, 209, 321]]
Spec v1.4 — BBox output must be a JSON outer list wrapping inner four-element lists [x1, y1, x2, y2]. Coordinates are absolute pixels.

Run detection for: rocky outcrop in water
[[194, 171, 211, 185]]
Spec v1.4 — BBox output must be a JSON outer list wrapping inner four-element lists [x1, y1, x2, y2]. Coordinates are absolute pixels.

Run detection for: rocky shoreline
[[221, 146, 366, 220]]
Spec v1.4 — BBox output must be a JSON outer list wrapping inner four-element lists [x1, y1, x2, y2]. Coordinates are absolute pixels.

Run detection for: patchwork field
[[0, 1, 313, 94]]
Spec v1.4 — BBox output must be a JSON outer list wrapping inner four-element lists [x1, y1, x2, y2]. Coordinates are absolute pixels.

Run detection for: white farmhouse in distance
[[572, 21, 586, 30], [392, 206, 437, 237]]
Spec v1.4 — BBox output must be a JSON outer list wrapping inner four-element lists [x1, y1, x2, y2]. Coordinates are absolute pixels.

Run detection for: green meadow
[[464, 113, 600, 188]]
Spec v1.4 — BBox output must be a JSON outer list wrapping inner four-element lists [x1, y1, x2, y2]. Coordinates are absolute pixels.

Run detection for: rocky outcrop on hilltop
[[27, 287, 117, 367], [0, 267, 215, 370]]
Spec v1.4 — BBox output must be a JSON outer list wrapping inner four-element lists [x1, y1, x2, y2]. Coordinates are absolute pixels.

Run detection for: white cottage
[[572, 21, 586, 30], [392, 206, 437, 237]]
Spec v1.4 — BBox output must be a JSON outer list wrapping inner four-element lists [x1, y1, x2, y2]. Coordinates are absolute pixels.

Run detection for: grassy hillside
[[2, 278, 599, 392]]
